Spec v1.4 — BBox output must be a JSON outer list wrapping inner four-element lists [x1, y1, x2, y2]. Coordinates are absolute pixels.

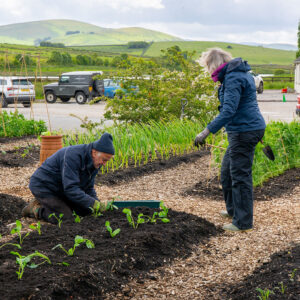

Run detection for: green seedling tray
[[113, 200, 160, 208]]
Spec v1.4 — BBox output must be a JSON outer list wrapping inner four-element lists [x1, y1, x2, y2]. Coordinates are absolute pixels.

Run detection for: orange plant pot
[[39, 135, 63, 165]]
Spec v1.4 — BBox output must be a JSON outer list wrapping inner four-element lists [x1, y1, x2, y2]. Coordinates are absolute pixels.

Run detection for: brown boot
[[21, 199, 40, 219]]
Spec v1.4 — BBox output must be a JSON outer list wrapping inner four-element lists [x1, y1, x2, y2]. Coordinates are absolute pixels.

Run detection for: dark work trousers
[[220, 129, 265, 230], [32, 193, 73, 224]]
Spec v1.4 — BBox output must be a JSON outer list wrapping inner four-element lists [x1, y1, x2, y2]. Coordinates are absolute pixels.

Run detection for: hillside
[[0, 19, 182, 46]]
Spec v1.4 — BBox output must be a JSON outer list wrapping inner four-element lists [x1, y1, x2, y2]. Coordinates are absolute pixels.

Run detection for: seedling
[[1, 150, 6, 155], [72, 211, 82, 223], [89, 201, 103, 218], [122, 208, 147, 229], [0, 234, 21, 249], [105, 221, 121, 238], [289, 268, 297, 282], [29, 221, 41, 235], [159, 201, 169, 218], [57, 261, 70, 267], [105, 201, 118, 211], [52, 235, 95, 256], [10, 220, 30, 248], [48, 213, 64, 228], [275, 281, 286, 294], [10, 251, 51, 280], [256, 288, 274, 300]]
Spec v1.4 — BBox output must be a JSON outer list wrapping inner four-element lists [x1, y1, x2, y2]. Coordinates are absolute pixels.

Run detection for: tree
[[48, 51, 63, 64], [62, 53, 72, 65], [297, 20, 300, 58]]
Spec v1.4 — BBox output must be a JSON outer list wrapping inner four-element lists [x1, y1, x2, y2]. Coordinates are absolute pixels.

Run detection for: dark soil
[[220, 243, 300, 299], [0, 194, 26, 231], [0, 135, 36, 144], [0, 146, 40, 167], [184, 167, 300, 201], [0, 206, 221, 300], [96, 150, 210, 186]]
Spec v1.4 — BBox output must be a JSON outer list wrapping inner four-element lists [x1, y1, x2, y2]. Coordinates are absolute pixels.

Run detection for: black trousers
[[220, 129, 265, 230]]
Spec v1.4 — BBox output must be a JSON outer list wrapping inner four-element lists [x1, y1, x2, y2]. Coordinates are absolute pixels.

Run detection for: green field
[[142, 41, 296, 65]]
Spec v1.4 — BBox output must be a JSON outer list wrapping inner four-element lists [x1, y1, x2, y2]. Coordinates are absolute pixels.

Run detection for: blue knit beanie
[[92, 133, 115, 155]]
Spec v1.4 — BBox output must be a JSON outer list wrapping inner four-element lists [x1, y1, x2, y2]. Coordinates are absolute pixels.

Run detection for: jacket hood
[[218, 58, 251, 82]]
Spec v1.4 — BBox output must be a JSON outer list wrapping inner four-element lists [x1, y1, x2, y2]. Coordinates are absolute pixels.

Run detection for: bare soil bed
[[0, 206, 221, 300]]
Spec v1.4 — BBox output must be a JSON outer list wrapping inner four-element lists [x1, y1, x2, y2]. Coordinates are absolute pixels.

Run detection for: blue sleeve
[[61, 149, 96, 210], [85, 177, 99, 200], [207, 76, 242, 134]]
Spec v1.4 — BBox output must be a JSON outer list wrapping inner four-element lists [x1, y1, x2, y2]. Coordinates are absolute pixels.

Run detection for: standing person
[[22, 132, 114, 224], [194, 48, 266, 232]]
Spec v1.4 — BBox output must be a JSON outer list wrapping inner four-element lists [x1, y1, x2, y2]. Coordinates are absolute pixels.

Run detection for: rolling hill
[[0, 19, 182, 46]]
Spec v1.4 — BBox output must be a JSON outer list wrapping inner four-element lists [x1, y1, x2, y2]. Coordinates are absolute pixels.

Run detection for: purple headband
[[211, 63, 228, 82]]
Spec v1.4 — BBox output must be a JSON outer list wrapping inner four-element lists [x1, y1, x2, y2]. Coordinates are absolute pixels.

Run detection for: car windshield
[[12, 79, 32, 86]]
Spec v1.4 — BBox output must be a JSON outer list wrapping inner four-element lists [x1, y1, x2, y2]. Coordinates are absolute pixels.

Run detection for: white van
[[0, 77, 35, 108]]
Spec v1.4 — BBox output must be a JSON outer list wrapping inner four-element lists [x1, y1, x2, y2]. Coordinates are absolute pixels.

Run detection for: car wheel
[[45, 91, 57, 103], [60, 97, 70, 103], [1, 95, 8, 108], [22, 102, 31, 108], [75, 92, 87, 105], [257, 82, 263, 94]]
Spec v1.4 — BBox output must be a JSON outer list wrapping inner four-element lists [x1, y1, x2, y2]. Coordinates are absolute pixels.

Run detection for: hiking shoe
[[21, 199, 40, 219], [220, 210, 232, 219], [223, 223, 252, 232]]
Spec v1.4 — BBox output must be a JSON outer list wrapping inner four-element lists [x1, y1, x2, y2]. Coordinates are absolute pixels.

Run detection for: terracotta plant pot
[[39, 135, 63, 165]]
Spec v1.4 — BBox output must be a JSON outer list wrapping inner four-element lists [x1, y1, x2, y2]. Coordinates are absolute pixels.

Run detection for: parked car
[[249, 71, 264, 94], [0, 77, 35, 108], [43, 71, 104, 105], [104, 78, 138, 98]]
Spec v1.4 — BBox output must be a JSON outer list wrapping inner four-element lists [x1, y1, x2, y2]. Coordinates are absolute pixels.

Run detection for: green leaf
[[111, 229, 120, 237], [29, 263, 38, 269], [86, 240, 95, 249]]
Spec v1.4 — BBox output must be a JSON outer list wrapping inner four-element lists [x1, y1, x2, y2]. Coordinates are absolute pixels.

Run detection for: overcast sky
[[0, 0, 299, 45]]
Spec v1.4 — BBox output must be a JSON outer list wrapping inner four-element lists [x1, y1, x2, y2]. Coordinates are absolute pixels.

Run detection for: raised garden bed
[[0, 205, 221, 300]]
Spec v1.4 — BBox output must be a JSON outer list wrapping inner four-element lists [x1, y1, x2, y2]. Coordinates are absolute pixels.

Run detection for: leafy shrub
[[128, 41, 149, 49], [274, 69, 285, 75], [0, 111, 47, 137], [103, 47, 218, 124]]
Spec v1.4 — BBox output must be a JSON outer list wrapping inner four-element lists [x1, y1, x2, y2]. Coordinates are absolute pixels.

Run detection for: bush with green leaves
[[0, 111, 47, 137], [103, 46, 218, 124]]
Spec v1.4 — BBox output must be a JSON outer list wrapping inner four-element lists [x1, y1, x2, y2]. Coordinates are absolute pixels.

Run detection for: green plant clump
[[0, 111, 47, 137]]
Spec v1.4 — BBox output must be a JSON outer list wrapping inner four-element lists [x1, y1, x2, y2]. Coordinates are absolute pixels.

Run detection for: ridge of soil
[[0, 135, 37, 144], [96, 150, 210, 186], [184, 167, 300, 201], [0, 146, 40, 167], [0, 207, 221, 300], [221, 243, 300, 299], [0, 194, 26, 231]]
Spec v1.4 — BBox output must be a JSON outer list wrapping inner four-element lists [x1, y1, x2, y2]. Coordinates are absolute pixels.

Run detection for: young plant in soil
[[72, 211, 82, 223], [10, 251, 51, 280], [9, 220, 30, 248], [105, 221, 121, 238], [256, 287, 274, 300], [29, 221, 42, 235], [105, 201, 118, 211], [48, 213, 64, 228], [52, 235, 95, 256], [0, 234, 21, 250], [89, 201, 103, 218], [122, 208, 147, 229]]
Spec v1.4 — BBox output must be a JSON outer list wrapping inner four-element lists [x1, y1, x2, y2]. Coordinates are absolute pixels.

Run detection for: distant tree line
[[66, 31, 80, 35], [40, 41, 66, 48], [127, 41, 149, 49]]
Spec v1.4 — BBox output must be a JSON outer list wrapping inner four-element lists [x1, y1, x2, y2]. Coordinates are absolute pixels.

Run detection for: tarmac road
[[3, 90, 298, 131]]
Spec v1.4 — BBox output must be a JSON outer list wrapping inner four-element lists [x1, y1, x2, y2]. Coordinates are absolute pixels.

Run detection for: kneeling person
[[22, 133, 114, 223]]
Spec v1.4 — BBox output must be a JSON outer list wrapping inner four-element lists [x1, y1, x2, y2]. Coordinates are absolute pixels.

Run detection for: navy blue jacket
[[29, 143, 99, 213], [207, 58, 266, 134]]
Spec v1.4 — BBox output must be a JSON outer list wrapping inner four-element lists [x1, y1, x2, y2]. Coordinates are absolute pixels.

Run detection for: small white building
[[294, 57, 300, 93]]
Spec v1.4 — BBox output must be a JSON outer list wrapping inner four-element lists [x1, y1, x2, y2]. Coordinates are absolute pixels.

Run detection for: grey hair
[[198, 48, 233, 74]]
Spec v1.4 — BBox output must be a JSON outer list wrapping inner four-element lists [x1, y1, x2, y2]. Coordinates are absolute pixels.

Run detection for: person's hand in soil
[[194, 128, 210, 147]]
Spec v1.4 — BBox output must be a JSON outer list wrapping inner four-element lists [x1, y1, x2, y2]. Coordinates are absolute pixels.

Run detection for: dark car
[[43, 71, 104, 105]]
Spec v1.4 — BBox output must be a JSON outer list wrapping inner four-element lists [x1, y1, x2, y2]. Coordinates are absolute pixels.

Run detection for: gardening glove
[[93, 200, 106, 212], [194, 128, 210, 147]]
